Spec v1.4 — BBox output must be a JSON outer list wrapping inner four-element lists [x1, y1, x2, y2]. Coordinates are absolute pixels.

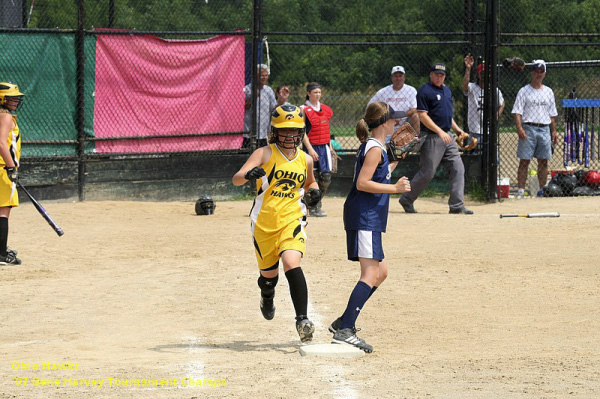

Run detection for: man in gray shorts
[[511, 59, 558, 198]]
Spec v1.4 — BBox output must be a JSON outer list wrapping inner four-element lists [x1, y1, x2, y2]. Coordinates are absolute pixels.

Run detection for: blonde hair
[[355, 102, 389, 144]]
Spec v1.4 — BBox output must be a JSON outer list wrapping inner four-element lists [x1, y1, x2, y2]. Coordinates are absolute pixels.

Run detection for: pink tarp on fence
[[94, 33, 244, 153]]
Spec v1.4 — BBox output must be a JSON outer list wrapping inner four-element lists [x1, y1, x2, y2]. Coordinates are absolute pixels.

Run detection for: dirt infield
[[1, 196, 599, 398]]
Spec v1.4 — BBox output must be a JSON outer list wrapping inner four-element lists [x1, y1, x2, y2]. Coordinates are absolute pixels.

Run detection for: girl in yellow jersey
[[0, 82, 25, 266], [233, 104, 321, 343]]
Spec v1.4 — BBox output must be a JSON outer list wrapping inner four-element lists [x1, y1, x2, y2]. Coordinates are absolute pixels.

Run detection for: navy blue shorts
[[312, 144, 332, 174], [346, 230, 384, 262]]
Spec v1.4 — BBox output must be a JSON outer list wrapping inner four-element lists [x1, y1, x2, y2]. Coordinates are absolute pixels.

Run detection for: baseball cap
[[258, 63, 270, 74], [388, 105, 406, 119], [391, 65, 405, 75], [532, 59, 546, 72], [431, 63, 447, 75]]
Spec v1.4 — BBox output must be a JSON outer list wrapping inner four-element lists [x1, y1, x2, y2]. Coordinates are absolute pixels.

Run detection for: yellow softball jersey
[[250, 144, 308, 233], [0, 115, 20, 167], [0, 115, 20, 207]]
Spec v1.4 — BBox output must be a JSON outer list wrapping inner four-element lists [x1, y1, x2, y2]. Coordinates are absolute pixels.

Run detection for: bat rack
[[560, 98, 600, 168]]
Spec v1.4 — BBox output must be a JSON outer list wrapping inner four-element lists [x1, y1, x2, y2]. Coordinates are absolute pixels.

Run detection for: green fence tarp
[[0, 32, 96, 157]]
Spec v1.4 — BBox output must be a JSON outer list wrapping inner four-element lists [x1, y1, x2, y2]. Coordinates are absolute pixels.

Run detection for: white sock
[[518, 188, 525, 196]]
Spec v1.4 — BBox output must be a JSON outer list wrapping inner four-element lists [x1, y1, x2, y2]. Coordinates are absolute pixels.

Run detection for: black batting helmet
[[542, 183, 563, 197], [195, 194, 216, 215], [551, 173, 577, 196], [572, 185, 593, 197]]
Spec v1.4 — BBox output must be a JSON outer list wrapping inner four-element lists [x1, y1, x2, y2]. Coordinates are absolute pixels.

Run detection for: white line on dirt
[[307, 300, 359, 399]]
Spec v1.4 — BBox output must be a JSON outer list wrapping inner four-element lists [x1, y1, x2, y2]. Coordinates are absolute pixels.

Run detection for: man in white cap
[[368, 65, 419, 137], [511, 59, 558, 198]]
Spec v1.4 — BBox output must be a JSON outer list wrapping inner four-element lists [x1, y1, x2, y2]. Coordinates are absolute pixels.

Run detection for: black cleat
[[399, 197, 417, 213], [260, 295, 275, 320], [328, 317, 342, 334], [332, 328, 373, 353], [296, 317, 315, 343], [0, 252, 21, 266], [449, 207, 474, 215]]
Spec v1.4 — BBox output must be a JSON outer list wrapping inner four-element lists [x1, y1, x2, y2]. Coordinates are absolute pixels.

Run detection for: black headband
[[367, 110, 390, 131], [306, 83, 321, 92]]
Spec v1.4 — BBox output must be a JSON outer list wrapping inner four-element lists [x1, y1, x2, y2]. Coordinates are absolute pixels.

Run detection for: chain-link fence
[[494, 1, 600, 199], [0, 0, 598, 200]]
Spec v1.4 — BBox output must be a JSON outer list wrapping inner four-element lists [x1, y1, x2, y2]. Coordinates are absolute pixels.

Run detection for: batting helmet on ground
[[583, 170, 600, 187], [551, 173, 577, 196], [542, 183, 563, 197], [195, 195, 216, 215], [572, 186, 594, 196]]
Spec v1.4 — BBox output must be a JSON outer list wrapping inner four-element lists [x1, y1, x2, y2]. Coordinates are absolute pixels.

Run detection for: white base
[[299, 343, 365, 358]]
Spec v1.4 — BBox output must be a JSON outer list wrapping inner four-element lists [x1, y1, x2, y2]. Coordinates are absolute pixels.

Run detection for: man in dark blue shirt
[[399, 63, 473, 214]]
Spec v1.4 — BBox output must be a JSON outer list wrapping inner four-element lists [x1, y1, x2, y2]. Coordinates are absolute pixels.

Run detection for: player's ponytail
[[357, 102, 389, 143], [356, 119, 369, 143]]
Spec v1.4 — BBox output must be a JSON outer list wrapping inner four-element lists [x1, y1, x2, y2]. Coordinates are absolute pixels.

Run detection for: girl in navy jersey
[[330, 101, 411, 353]]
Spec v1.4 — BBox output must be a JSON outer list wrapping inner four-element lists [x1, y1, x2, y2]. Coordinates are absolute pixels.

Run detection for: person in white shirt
[[368, 66, 419, 139], [243, 65, 285, 148], [511, 59, 558, 198], [462, 54, 505, 154]]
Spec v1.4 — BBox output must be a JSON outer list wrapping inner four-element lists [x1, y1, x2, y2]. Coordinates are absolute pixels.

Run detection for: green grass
[[465, 181, 488, 202], [230, 186, 255, 201]]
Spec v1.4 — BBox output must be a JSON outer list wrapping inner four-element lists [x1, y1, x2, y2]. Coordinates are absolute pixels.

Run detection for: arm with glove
[[232, 146, 271, 186], [452, 119, 478, 151], [302, 155, 322, 207], [385, 122, 420, 163]]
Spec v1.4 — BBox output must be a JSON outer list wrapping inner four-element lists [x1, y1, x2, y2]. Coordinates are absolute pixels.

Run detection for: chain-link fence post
[[249, 0, 264, 152], [76, 0, 86, 201], [482, 0, 499, 200]]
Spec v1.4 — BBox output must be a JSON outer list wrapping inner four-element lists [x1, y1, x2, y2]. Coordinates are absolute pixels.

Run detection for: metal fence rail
[[0, 0, 598, 200]]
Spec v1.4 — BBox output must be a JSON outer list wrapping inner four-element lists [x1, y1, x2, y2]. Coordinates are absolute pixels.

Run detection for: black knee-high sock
[[0, 217, 8, 256], [340, 281, 372, 330], [285, 267, 308, 319]]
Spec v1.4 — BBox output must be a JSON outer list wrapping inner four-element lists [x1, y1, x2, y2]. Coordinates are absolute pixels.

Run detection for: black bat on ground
[[17, 182, 64, 236]]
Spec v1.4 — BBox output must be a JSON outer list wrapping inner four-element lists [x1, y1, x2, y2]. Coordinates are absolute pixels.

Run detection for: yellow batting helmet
[[271, 104, 305, 129], [270, 105, 305, 149], [0, 82, 25, 110]]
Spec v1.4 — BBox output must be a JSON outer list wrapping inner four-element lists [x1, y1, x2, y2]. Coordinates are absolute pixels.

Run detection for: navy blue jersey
[[343, 138, 391, 232], [417, 82, 454, 133]]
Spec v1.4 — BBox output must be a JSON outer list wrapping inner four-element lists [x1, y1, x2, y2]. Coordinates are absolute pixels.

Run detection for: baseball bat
[[564, 120, 569, 166], [575, 121, 581, 164], [17, 182, 64, 236], [579, 109, 584, 164], [571, 121, 576, 163], [500, 212, 560, 218], [585, 107, 590, 168], [592, 107, 595, 161]]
